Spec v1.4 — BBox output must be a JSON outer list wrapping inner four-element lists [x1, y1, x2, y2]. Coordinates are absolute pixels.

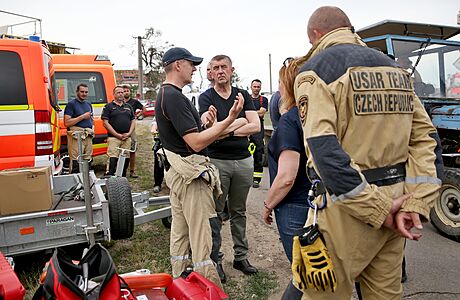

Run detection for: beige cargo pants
[[301, 182, 405, 300], [165, 167, 222, 289], [67, 126, 93, 172]]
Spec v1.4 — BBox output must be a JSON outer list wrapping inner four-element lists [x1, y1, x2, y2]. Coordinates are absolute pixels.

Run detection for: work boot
[[216, 263, 226, 284], [252, 181, 260, 188], [122, 158, 130, 177], [108, 157, 118, 176], [281, 280, 303, 300], [233, 259, 258, 275]]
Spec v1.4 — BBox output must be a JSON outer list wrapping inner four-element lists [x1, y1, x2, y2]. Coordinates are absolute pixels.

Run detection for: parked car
[[137, 100, 155, 119]]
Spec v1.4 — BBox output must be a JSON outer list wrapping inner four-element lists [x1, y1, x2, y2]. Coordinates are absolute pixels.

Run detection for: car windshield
[[392, 39, 460, 99]]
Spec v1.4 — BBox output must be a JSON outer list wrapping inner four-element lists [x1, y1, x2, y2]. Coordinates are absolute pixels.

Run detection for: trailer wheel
[[106, 177, 134, 240], [430, 168, 460, 242], [161, 216, 172, 229]]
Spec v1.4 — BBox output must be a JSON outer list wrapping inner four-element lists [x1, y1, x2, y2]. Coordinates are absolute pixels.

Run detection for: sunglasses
[[283, 57, 294, 67]]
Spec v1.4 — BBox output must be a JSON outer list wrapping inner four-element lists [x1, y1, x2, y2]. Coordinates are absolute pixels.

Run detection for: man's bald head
[[307, 6, 352, 45]]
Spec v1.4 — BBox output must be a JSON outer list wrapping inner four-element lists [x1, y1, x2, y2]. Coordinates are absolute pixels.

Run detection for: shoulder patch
[[298, 96, 308, 126], [297, 75, 316, 88]]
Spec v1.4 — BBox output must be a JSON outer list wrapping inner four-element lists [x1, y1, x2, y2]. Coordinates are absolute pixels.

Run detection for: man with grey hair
[[199, 54, 260, 283]]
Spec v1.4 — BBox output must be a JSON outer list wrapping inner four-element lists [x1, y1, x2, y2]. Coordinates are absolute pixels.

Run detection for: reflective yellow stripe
[[248, 142, 256, 155], [60, 103, 106, 108], [253, 172, 263, 178], [51, 110, 60, 152], [0, 104, 30, 110], [93, 143, 108, 149]]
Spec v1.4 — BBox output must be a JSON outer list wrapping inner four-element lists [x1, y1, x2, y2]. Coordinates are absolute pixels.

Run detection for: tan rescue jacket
[[164, 149, 222, 199], [294, 28, 443, 228]]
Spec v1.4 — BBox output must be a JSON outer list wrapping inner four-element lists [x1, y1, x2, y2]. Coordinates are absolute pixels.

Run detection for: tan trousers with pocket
[[301, 182, 405, 300], [165, 166, 222, 289]]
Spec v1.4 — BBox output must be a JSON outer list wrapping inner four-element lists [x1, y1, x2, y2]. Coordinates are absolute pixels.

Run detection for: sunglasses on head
[[283, 57, 294, 67]]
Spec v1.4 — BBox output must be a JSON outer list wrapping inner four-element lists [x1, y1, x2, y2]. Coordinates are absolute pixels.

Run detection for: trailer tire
[[430, 168, 460, 242], [161, 216, 172, 229], [106, 177, 134, 240]]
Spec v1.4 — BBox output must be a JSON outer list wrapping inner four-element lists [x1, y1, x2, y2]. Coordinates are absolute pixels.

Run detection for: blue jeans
[[274, 202, 309, 263]]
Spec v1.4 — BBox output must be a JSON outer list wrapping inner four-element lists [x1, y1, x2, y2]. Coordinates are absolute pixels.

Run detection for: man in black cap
[[155, 47, 245, 287]]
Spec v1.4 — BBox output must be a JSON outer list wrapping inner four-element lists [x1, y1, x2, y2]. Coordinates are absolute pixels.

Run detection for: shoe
[[401, 271, 408, 283], [130, 171, 139, 178], [218, 251, 224, 261], [153, 186, 161, 193], [252, 181, 260, 188], [233, 259, 258, 275], [216, 263, 226, 284]]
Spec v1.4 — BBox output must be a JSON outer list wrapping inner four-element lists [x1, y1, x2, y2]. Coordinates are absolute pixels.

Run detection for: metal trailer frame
[[0, 171, 171, 256]]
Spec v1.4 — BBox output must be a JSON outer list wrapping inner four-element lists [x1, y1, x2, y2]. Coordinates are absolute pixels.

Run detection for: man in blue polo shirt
[[64, 83, 94, 173]]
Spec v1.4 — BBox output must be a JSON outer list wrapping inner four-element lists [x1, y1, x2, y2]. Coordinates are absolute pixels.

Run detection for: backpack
[[33, 244, 132, 300]]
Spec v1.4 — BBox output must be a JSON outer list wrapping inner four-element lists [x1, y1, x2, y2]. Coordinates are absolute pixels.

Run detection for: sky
[[1, 0, 459, 93]]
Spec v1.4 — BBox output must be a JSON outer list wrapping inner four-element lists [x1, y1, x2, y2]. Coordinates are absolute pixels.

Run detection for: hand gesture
[[395, 212, 423, 241], [263, 207, 273, 225], [204, 105, 217, 128], [81, 112, 92, 120], [228, 92, 244, 120], [382, 193, 412, 230]]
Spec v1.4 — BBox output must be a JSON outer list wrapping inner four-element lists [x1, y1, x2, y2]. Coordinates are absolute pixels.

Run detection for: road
[[244, 167, 460, 300]]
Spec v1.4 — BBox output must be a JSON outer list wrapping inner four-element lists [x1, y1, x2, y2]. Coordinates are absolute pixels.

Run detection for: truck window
[[55, 72, 107, 105], [0, 51, 27, 106]]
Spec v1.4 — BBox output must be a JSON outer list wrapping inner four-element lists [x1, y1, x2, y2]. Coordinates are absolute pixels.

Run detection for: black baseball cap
[[162, 47, 203, 67]]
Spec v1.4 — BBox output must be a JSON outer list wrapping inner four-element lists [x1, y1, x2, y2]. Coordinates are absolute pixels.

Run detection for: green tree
[[140, 28, 173, 99], [231, 70, 242, 88]]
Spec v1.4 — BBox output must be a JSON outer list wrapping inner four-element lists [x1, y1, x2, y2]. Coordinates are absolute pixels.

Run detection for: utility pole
[[269, 53, 273, 94], [137, 36, 144, 98]]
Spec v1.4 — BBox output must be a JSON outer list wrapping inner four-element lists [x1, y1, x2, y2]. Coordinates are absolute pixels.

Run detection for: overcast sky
[[1, 1, 459, 92]]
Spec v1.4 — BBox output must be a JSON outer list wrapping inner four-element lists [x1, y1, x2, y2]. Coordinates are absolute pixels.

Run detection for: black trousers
[[153, 139, 165, 187], [249, 121, 264, 183]]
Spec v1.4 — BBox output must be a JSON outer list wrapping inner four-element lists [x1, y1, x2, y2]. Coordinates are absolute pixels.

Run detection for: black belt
[[362, 163, 406, 187]]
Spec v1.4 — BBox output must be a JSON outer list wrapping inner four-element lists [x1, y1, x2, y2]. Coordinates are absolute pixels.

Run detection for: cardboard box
[[0, 166, 53, 216]]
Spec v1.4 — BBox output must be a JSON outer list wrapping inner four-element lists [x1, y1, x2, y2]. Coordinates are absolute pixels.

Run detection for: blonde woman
[[262, 58, 310, 299]]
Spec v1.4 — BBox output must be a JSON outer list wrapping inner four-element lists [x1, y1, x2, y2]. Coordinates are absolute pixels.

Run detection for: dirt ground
[[219, 172, 292, 299]]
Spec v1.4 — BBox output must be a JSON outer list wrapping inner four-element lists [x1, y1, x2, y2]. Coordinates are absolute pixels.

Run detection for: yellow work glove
[[291, 236, 309, 290], [299, 224, 337, 292]]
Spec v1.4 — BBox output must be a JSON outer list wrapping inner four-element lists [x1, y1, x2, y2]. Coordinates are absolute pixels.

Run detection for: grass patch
[[15, 120, 280, 299], [225, 271, 278, 300], [106, 219, 171, 274]]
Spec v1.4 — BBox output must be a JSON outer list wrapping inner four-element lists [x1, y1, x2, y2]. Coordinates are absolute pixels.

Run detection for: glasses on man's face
[[283, 57, 294, 68]]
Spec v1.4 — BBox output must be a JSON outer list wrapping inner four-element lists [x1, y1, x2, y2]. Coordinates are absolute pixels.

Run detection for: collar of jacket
[[304, 27, 367, 61]]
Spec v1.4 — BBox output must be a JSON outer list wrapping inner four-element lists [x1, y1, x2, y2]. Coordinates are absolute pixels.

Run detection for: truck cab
[[358, 20, 460, 241], [52, 54, 116, 168]]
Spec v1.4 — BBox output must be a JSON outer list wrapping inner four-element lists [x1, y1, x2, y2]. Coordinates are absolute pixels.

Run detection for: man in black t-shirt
[[155, 47, 244, 287], [249, 79, 268, 188], [199, 55, 260, 280], [122, 85, 145, 178], [101, 86, 135, 176]]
